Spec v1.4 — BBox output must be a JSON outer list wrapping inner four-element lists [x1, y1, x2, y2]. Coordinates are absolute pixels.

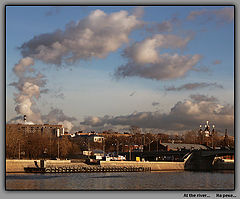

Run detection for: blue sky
[[6, 6, 234, 134]]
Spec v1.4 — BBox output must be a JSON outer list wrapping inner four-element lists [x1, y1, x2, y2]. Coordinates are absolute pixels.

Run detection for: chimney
[[23, 115, 27, 123]]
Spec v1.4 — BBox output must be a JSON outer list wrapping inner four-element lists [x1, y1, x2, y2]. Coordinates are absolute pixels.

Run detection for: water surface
[[6, 170, 234, 190]]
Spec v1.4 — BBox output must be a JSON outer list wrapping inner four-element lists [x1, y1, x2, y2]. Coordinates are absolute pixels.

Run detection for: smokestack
[[23, 115, 27, 123]]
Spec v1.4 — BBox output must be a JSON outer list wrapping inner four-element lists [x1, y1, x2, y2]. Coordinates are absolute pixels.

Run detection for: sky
[[6, 5, 234, 135]]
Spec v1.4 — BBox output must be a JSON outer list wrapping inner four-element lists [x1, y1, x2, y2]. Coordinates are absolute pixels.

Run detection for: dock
[[24, 166, 151, 173]]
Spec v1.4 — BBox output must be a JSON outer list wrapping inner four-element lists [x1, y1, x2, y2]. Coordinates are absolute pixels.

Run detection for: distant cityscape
[[6, 115, 234, 161]]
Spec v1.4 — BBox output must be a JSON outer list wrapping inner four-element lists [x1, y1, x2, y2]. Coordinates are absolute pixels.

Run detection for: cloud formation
[[42, 107, 76, 123], [19, 9, 143, 65], [187, 7, 234, 24], [146, 21, 173, 33], [80, 97, 234, 134], [190, 94, 218, 102], [165, 82, 223, 91], [42, 108, 77, 131], [115, 34, 201, 80], [9, 9, 143, 127]]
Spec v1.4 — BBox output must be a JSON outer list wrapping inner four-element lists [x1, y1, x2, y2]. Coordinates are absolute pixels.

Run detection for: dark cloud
[[42, 107, 76, 123], [146, 13, 181, 33], [165, 82, 223, 91], [187, 7, 234, 24], [192, 65, 209, 72], [80, 99, 234, 134], [190, 94, 218, 102], [146, 21, 173, 33]]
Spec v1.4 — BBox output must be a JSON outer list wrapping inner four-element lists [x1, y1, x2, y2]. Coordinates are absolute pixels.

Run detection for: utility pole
[[129, 136, 131, 161], [57, 138, 60, 159], [88, 138, 90, 159], [50, 133, 52, 159], [18, 140, 21, 159], [129, 146, 131, 161], [102, 138, 105, 155], [115, 139, 119, 156], [212, 125, 215, 149]]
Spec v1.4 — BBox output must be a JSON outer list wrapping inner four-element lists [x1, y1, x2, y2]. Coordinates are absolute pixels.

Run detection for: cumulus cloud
[[165, 82, 223, 91], [115, 34, 201, 80], [187, 7, 234, 24], [80, 98, 234, 134], [10, 9, 143, 125], [19, 9, 143, 65]]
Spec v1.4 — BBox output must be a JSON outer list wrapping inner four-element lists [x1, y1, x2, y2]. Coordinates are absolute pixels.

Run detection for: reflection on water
[[6, 170, 234, 190]]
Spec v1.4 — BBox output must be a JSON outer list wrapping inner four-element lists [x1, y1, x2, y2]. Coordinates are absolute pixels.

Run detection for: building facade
[[6, 123, 64, 137]]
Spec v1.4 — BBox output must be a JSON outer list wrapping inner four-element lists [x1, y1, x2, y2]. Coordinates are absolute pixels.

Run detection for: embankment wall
[[6, 159, 86, 173], [100, 161, 185, 171]]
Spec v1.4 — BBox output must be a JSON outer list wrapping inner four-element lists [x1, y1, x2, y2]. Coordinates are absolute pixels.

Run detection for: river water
[[6, 170, 234, 191]]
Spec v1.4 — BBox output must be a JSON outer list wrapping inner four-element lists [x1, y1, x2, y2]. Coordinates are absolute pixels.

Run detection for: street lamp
[[145, 137, 153, 152], [128, 136, 132, 161], [115, 139, 119, 156], [211, 124, 215, 149], [18, 139, 21, 159]]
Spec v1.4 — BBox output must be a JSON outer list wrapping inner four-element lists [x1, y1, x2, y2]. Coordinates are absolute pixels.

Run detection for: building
[[93, 136, 104, 143], [6, 123, 64, 137], [159, 143, 209, 151], [70, 131, 104, 143]]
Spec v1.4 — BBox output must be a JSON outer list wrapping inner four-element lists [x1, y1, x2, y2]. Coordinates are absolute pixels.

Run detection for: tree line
[[6, 127, 234, 160]]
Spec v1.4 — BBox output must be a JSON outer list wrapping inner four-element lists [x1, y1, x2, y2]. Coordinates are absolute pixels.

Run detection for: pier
[[24, 166, 151, 173]]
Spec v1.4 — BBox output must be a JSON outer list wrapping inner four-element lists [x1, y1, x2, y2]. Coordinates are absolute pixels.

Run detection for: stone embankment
[[6, 159, 185, 173], [6, 159, 86, 173], [100, 161, 185, 171]]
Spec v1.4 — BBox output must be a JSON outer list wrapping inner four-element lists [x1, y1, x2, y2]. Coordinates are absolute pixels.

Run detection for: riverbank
[[100, 161, 184, 171], [6, 159, 87, 173], [6, 159, 185, 173], [6, 158, 234, 173]]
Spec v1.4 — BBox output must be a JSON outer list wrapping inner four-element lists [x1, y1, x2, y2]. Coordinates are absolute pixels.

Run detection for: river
[[6, 170, 234, 190]]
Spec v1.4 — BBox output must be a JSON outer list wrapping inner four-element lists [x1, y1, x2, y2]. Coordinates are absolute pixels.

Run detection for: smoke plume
[[9, 9, 143, 130]]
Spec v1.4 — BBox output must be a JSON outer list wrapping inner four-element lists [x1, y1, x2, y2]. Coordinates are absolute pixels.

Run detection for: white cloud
[[20, 9, 143, 65], [115, 34, 201, 80]]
